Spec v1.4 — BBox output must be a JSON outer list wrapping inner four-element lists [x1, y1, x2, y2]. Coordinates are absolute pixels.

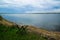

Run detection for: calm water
[[1, 14, 60, 31]]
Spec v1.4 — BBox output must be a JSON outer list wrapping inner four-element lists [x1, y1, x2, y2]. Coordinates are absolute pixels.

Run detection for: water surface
[[1, 14, 60, 31]]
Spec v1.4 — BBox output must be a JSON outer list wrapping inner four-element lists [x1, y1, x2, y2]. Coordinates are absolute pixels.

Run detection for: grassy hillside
[[0, 16, 47, 40], [27, 26, 60, 40], [0, 16, 60, 40], [0, 23, 48, 40]]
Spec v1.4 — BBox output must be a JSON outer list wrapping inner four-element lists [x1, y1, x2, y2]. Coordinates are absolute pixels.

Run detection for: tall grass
[[0, 24, 47, 40]]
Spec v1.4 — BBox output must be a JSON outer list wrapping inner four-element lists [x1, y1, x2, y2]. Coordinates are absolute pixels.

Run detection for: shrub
[[0, 16, 3, 21]]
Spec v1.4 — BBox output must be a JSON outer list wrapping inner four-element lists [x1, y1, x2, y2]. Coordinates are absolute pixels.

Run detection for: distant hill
[[0, 15, 60, 40]]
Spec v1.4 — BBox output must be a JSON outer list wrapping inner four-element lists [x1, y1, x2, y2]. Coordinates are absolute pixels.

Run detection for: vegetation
[[0, 16, 3, 21], [0, 24, 48, 40]]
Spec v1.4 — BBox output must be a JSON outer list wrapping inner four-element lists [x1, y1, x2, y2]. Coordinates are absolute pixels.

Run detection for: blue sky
[[0, 0, 60, 13]]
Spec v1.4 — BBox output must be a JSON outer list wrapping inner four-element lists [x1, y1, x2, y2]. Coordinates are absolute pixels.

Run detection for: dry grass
[[27, 25, 60, 40]]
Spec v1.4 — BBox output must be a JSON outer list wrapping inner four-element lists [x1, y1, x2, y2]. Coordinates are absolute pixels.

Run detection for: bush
[[16, 25, 28, 35], [0, 24, 48, 40], [0, 16, 3, 21]]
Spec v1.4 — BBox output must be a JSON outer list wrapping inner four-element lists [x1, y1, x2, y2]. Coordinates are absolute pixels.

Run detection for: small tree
[[16, 25, 28, 35]]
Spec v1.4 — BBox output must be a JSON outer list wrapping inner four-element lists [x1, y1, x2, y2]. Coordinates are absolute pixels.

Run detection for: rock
[[48, 37, 56, 40]]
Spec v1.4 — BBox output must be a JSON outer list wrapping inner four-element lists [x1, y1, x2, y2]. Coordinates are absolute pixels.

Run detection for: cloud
[[0, 0, 60, 13]]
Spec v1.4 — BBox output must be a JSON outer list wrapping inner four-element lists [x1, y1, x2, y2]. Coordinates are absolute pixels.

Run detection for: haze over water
[[1, 14, 60, 31]]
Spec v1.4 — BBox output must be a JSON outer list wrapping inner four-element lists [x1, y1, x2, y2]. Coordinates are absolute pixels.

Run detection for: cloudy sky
[[0, 0, 60, 13]]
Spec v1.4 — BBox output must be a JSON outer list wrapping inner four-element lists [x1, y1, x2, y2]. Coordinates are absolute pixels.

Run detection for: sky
[[0, 0, 60, 13]]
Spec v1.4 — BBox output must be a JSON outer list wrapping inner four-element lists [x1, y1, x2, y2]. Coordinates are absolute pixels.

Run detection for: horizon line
[[0, 13, 60, 14]]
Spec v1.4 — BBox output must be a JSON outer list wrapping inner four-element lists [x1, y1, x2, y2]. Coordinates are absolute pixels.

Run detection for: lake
[[1, 14, 60, 31]]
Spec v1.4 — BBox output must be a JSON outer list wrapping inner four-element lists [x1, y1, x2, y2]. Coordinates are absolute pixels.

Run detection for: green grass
[[0, 24, 48, 40]]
